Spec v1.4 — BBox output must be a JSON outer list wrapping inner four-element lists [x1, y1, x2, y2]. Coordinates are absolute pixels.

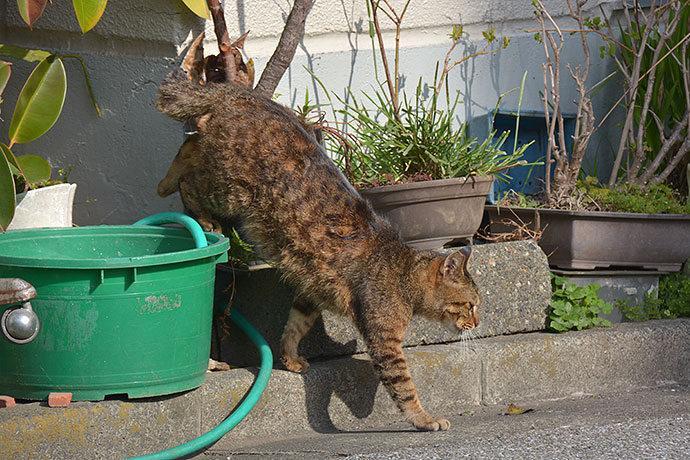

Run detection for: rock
[[212, 240, 551, 367]]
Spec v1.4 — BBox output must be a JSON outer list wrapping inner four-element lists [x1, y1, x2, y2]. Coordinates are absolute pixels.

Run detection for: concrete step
[[1, 319, 689, 460], [213, 240, 552, 368]]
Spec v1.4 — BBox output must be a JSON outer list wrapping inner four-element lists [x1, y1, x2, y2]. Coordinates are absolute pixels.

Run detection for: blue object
[[469, 110, 576, 203]]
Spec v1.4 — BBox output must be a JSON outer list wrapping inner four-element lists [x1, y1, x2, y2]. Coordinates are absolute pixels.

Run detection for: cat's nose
[[470, 306, 479, 327]]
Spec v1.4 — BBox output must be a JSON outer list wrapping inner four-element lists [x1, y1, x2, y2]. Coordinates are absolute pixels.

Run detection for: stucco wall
[[0, 0, 621, 225]]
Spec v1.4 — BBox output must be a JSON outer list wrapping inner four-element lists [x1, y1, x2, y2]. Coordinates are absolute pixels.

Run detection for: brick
[[0, 396, 16, 408], [48, 393, 72, 408]]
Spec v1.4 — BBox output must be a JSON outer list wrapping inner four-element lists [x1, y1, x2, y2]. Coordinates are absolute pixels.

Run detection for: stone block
[[212, 240, 551, 367], [0, 390, 201, 460], [462, 239, 551, 337], [481, 319, 690, 405]]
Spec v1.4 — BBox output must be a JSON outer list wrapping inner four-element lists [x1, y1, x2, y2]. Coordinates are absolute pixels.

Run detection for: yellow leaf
[[180, 0, 210, 19], [507, 403, 533, 415], [72, 0, 108, 34]]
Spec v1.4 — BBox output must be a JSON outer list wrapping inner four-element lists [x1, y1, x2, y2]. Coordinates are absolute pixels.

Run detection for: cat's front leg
[[366, 335, 450, 431], [281, 295, 320, 373]]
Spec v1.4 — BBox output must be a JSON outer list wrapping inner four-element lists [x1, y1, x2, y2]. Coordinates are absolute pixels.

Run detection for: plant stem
[[368, 0, 399, 118], [255, 0, 314, 97], [206, 0, 237, 84]]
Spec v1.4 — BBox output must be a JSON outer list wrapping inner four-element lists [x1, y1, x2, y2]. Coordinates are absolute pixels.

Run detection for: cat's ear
[[182, 31, 206, 85], [441, 247, 472, 284]]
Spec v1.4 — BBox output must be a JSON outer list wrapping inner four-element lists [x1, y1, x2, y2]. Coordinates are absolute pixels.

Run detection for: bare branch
[[650, 118, 690, 185], [368, 0, 398, 116], [206, 0, 237, 84], [628, 3, 682, 180], [524, 27, 636, 55], [255, 0, 314, 98], [640, 112, 690, 183], [607, 0, 655, 185]]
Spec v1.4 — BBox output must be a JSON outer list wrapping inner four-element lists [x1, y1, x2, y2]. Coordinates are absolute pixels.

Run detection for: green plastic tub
[[0, 213, 229, 401]]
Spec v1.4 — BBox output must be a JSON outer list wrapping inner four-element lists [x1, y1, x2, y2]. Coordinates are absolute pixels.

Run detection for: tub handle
[[133, 212, 208, 248], [0, 278, 40, 344]]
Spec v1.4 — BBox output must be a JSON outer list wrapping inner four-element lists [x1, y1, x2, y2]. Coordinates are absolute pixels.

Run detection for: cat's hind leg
[[281, 294, 320, 373]]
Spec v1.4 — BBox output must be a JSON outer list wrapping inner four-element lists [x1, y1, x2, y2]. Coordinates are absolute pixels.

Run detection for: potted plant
[[315, 1, 529, 249], [0, 0, 212, 232], [0, 53, 78, 232], [486, 0, 690, 271]]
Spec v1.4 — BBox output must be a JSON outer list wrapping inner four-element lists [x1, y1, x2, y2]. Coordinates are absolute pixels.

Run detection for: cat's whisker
[[458, 329, 477, 356]]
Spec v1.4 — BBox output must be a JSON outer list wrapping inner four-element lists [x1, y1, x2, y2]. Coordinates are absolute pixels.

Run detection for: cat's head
[[423, 247, 480, 332]]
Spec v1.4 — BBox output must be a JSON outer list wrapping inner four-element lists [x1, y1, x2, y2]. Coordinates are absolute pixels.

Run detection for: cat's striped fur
[[156, 71, 481, 431]]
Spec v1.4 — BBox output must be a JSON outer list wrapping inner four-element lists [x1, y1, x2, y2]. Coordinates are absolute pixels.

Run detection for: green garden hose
[[124, 309, 273, 460]]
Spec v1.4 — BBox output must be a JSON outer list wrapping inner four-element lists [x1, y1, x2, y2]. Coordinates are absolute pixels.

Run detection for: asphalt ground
[[202, 383, 690, 460]]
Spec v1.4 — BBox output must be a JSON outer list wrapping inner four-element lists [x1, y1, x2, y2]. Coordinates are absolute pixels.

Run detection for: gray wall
[[0, 0, 623, 226]]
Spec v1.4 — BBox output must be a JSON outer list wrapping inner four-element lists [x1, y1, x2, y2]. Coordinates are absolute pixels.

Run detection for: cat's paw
[[198, 218, 222, 234], [410, 414, 451, 431], [281, 355, 310, 373]]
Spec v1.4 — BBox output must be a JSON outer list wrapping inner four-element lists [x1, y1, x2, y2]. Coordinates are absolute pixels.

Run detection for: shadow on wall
[[211, 264, 383, 433]]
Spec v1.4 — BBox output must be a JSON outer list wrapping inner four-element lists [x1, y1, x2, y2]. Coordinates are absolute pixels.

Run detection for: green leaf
[[548, 319, 569, 332], [61, 54, 101, 117], [567, 287, 586, 299], [8, 55, 66, 146], [180, 0, 210, 19], [1, 142, 21, 172], [0, 60, 10, 92], [16, 154, 50, 184], [0, 144, 17, 232], [0, 45, 51, 63], [17, 0, 48, 27], [0, 61, 10, 111], [72, 0, 108, 33], [551, 299, 567, 309]]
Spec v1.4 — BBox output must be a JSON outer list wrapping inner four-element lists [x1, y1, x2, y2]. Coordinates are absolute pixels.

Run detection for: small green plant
[[311, 1, 527, 189], [226, 228, 262, 268], [496, 189, 541, 209], [332, 76, 529, 188], [498, 177, 690, 214], [577, 177, 690, 214], [620, 272, 690, 321], [548, 273, 613, 332]]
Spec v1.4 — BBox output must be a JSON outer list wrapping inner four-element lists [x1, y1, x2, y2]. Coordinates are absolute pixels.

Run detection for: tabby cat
[[156, 70, 481, 431]]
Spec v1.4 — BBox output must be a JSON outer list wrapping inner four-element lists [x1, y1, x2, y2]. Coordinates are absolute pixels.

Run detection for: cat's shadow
[[292, 318, 382, 434]]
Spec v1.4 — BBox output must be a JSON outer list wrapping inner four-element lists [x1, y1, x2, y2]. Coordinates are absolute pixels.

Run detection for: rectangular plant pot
[[486, 206, 690, 271]]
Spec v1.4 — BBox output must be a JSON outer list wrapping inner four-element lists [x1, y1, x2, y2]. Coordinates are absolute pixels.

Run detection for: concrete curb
[[1, 319, 689, 459]]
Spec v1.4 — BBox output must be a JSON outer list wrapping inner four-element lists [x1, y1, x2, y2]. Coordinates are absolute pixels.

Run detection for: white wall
[[0, 0, 622, 225]]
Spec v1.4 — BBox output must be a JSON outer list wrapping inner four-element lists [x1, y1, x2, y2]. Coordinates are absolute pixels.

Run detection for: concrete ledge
[[213, 240, 551, 367], [1, 319, 689, 460]]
